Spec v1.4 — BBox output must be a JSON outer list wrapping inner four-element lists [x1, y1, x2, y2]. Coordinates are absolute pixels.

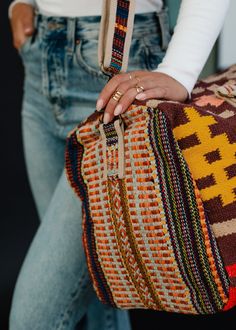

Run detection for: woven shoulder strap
[[98, 0, 136, 77]]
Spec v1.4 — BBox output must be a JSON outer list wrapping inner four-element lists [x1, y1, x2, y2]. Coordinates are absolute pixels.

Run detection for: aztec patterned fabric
[[65, 65, 236, 314]]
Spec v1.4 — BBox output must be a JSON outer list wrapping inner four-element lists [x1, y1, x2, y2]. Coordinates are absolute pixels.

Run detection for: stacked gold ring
[[112, 90, 123, 102], [136, 85, 145, 93]]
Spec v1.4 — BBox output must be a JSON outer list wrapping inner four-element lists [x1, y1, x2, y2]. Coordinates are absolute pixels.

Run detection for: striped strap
[[98, 0, 136, 77]]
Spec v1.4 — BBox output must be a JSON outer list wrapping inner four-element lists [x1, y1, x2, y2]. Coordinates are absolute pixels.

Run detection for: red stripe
[[223, 264, 236, 310], [226, 263, 236, 277], [223, 286, 236, 310]]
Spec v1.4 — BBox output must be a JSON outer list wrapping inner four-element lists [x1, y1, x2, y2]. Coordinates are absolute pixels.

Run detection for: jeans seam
[[104, 308, 116, 330], [53, 265, 91, 330], [54, 268, 118, 330]]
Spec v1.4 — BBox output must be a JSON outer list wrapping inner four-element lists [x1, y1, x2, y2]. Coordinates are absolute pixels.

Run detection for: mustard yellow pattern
[[173, 107, 236, 206]]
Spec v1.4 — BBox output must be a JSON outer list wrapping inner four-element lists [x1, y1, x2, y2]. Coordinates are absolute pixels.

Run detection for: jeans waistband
[[35, 7, 170, 50]]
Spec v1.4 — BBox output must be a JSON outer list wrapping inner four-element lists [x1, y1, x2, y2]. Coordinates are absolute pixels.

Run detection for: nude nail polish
[[114, 104, 122, 116], [96, 99, 104, 111], [135, 93, 146, 100], [103, 112, 110, 124]]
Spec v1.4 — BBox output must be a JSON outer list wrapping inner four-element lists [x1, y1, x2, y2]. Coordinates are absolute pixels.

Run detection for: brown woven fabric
[[147, 65, 236, 310]]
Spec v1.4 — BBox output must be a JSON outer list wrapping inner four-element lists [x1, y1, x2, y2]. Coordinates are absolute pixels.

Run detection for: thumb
[[22, 10, 35, 36], [10, 3, 35, 35], [10, 4, 35, 49], [12, 20, 28, 49], [24, 26, 34, 36]]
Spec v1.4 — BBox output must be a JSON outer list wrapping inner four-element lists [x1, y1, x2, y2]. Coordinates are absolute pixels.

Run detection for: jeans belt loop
[[67, 18, 76, 55], [155, 6, 170, 51]]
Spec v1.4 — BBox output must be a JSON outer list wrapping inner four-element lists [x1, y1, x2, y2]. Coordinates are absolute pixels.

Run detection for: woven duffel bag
[[65, 0, 236, 315]]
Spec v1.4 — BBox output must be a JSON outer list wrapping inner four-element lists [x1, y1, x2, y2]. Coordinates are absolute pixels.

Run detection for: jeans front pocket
[[18, 36, 33, 56], [128, 33, 168, 73], [18, 30, 40, 65], [141, 34, 168, 71], [75, 38, 107, 80]]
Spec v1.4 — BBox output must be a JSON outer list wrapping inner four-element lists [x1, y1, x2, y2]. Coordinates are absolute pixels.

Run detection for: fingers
[[10, 3, 35, 50], [97, 71, 188, 124], [96, 71, 149, 111], [12, 20, 28, 49], [136, 87, 167, 101], [96, 72, 142, 124], [134, 73, 188, 102], [96, 73, 131, 111], [103, 86, 138, 124]]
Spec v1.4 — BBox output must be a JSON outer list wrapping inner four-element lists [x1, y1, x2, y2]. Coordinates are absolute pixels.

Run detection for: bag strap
[[98, 1, 136, 180], [98, 0, 136, 78]]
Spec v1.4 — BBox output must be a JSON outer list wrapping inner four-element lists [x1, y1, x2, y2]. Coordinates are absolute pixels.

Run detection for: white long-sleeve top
[[9, 0, 164, 16], [9, 0, 230, 95]]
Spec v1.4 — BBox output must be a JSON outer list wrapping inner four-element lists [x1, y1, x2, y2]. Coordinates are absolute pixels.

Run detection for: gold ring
[[136, 85, 145, 93], [112, 90, 123, 102], [129, 74, 141, 83]]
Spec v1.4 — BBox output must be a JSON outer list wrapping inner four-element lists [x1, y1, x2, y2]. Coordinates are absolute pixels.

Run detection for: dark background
[[1, 1, 236, 329]]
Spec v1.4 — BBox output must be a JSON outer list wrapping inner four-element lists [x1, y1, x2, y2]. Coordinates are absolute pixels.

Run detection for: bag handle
[[98, 1, 136, 180], [98, 0, 136, 78]]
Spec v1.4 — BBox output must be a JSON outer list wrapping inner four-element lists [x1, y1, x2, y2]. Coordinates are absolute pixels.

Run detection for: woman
[[9, 1, 229, 329]]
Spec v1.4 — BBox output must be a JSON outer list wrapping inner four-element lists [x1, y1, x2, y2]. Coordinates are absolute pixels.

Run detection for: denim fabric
[[9, 10, 170, 330]]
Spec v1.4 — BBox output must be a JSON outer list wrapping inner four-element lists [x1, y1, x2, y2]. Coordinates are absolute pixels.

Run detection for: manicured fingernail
[[114, 104, 123, 116], [103, 112, 110, 124], [135, 93, 146, 100], [24, 27, 33, 34], [96, 99, 104, 111]]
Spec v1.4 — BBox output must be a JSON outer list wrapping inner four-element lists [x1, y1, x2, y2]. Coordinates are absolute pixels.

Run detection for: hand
[[10, 3, 35, 50], [96, 71, 188, 124]]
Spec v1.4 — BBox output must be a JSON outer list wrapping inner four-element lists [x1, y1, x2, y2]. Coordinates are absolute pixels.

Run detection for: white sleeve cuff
[[8, 0, 36, 19], [154, 65, 194, 98], [153, 0, 230, 97]]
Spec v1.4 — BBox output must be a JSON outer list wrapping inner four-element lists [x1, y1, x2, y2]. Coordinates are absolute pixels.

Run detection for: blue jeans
[[9, 10, 170, 330]]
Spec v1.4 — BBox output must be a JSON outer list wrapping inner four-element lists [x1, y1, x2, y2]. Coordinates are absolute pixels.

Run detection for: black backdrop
[[1, 1, 236, 329], [1, 1, 40, 329]]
